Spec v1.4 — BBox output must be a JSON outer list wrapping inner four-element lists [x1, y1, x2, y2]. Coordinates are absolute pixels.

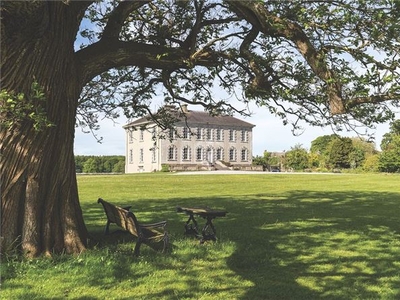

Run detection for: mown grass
[[2, 173, 400, 299]]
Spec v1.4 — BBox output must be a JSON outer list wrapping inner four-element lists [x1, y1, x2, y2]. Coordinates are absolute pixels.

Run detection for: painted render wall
[[125, 123, 254, 173]]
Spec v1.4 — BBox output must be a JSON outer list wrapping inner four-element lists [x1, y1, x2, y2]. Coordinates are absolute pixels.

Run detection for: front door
[[207, 148, 213, 164]]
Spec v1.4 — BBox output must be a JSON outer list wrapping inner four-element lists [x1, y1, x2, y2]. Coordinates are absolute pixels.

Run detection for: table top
[[176, 206, 227, 217]]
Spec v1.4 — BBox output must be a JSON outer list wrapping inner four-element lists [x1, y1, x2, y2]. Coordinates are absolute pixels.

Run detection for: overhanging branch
[[101, 0, 150, 41], [227, 0, 346, 115], [347, 93, 400, 109], [76, 41, 189, 84], [76, 33, 224, 85]]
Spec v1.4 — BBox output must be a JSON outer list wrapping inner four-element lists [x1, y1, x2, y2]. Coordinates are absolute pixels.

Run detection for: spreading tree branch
[[347, 93, 400, 109], [76, 40, 221, 84], [101, 0, 150, 41], [227, 1, 345, 114]]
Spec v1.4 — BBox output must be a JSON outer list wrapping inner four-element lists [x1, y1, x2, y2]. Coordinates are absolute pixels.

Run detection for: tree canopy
[[285, 144, 309, 170], [75, 0, 400, 135]]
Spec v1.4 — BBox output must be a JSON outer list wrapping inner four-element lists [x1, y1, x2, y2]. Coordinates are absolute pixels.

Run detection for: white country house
[[123, 105, 256, 173]]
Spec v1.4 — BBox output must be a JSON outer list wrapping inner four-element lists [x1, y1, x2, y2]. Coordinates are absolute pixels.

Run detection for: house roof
[[123, 108, 255, 129]]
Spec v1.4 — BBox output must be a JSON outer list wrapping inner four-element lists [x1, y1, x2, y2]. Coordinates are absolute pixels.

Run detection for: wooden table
[[176, 206, 227, 243]]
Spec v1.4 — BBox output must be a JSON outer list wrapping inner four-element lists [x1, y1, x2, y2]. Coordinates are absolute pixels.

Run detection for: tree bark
[[1, 2, 88, 257]]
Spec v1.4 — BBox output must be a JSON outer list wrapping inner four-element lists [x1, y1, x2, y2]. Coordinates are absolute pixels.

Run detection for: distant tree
[[82, 157, 103, 173], [102, 156, 123, 173], [268, 154, 283, 171], [285, 144, 309, 171], [112, 159, 125, 173], [349, 148, 365, 169], [252, 152, 269, 171], [308, 152, 320, 169], [363, 154, 380, 172], [253, 151, 281, 170], [378, 120, 400, 172], [328, 137, 354, 169], [351, 137, 376, 155], [102, 157, 114, 173], [253, 151, 285, 171], [381, 120, 400, 151], [75, 155, 86, 173], [379, 135, 400, 172], [310, 135, 337, 155], [349, 137, 377, 169], [75, 156, 125, 173], [310, 134, 339, 168]]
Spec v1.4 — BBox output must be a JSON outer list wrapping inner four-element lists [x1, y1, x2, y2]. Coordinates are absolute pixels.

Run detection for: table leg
[[200, 216, 217, 244], [184, 213, 199, 235]]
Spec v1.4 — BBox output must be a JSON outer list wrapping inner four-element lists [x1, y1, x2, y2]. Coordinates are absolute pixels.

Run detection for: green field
[[2, 173, 400, 299]]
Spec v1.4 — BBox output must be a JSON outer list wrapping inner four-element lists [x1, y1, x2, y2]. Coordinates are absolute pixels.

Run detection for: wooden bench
[[98, 198, 169, 256]]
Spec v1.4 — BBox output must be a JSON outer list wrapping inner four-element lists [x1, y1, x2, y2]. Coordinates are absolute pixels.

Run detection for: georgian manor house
[[123, 104, 256, 173]]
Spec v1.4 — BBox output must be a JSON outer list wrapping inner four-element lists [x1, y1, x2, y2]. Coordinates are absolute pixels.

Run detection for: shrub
[[161, 164, 170, 172]]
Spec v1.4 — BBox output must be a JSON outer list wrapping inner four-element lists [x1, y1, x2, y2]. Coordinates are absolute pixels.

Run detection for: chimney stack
[[164, 104, 176, 111]]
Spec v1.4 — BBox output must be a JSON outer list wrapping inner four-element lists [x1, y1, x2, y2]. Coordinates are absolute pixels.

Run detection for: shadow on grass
[[224, 190, 400, 299], [81, 190, 400, 299]]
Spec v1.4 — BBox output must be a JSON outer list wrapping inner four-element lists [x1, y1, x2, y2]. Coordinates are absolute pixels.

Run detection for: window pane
[[168, 146, 174, 160], [216, 129, 220, 141], [229, 129, 235, 141], [229, 148, 235, 161], [140, 130, 144, 141], [241, 130, 247, 142], [241, 149, 247, 161], [183, 147, 190, 160], [217, 148, 223, 160], [140, 148, 144, 162], [196, 147, 202, 160], [206, 128, 212, 140], [196, 128, 202, 140], [183, 127, 189, 139], [169, 129, 175, 140]]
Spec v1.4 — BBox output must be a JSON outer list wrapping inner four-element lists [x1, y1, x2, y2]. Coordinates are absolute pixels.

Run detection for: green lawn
[[2, 173, 400, 299]]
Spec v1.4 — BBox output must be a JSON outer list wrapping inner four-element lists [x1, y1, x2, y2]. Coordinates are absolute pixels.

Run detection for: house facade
[[123, 105, 256, 173]]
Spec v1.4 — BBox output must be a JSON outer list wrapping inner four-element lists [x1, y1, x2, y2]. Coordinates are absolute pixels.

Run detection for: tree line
[[75, 156, 125, 173], [253, 120, 400, 173]]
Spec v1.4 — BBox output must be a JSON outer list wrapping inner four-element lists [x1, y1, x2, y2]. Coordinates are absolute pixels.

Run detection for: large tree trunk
[[1, 2, 87, 257]]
